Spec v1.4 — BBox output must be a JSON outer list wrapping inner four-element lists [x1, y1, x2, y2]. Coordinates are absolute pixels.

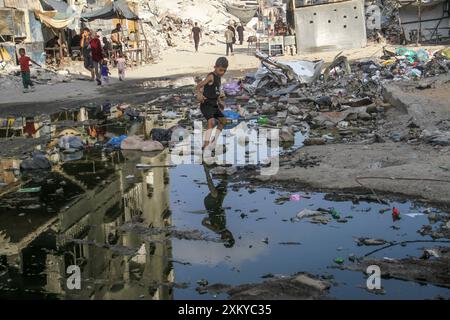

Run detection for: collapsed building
[[397, 0, 450, 43]]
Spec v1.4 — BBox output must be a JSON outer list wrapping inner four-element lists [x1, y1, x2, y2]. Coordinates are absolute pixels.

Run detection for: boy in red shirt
[[18, 48, 40, 93]]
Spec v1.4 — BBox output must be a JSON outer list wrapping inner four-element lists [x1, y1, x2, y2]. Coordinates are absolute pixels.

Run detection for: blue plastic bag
[[106, 135, 127, 149], [222, 109, 241, 120]]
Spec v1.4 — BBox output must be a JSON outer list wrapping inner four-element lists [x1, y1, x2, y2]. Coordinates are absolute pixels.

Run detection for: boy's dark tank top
[[203, 72, 221, 101]]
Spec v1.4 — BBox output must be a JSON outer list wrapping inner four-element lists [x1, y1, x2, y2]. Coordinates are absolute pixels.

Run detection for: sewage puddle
[[0, 104, 449, 299], [0, 149, 449, 299]]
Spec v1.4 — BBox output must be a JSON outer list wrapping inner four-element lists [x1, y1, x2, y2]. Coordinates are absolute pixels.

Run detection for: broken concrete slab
[[347, 248, 450, 288], [207, 273, 331, 300]]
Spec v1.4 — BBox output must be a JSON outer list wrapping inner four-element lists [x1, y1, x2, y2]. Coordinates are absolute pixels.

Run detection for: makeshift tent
[[81, 0, 140, 22], [35, 0, 79, 30], [39, 0, 56, 12]]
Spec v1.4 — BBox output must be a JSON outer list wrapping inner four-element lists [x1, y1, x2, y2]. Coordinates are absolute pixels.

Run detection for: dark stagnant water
[[0, 114, 449, 300]]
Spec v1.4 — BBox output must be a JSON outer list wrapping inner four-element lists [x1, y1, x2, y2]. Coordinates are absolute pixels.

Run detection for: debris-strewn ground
[[206, 273, 331, 300], [250, 142, 450, 207], [1, 39, 450, 299], [347, 247, 450, 288]]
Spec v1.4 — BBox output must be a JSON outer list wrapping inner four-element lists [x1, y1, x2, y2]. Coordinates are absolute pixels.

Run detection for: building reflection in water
[[0, 148, 174, 300]]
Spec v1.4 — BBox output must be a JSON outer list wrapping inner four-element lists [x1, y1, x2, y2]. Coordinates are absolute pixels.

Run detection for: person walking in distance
[[191, 22, 202, 53], [90, 31, 103, 85], [225, 26, 234, 56], [237, 23, 244, 45], [116, 53, 126, 81], [80, 28, 94, 81]]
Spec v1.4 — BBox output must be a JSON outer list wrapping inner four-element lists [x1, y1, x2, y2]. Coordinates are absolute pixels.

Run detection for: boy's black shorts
[[200, 101, 224, 120]]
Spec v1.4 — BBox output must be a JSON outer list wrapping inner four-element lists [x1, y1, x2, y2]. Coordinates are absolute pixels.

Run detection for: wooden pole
[[417, 0, 422, 45], [59, 29, 64, 66]]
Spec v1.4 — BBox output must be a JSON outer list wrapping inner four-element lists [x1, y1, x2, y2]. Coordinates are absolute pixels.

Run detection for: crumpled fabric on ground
[[20, 151, 52, 171], [121, 135, 165, 152]]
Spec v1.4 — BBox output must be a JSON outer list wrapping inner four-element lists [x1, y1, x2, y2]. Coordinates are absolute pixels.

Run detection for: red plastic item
[[392, 207, 400, 220]]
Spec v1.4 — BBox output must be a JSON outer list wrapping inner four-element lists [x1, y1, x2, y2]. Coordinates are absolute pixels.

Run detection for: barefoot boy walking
[[195, 57, 229, 151]]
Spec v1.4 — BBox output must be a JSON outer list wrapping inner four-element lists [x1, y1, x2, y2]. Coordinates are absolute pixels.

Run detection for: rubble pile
[[366, 0, 403, 43], [211, 47, 450, 147], [137, 0, 239, 59], [0, 65, 73, 90]]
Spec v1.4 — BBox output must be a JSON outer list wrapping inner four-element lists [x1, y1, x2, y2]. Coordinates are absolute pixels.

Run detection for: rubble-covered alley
[[0, 0, 450, 301]]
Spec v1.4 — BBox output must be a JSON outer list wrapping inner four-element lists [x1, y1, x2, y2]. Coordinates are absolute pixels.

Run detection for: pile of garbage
[[366, 0, 403, 44], [213, 46, 450, 146], [381, 47, 450, 80]]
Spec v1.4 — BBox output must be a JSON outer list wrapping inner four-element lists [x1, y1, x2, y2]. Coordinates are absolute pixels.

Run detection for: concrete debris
[[347, 247, 450, 288], [206, 272, 331, 300], [0, 66, 73, 90], [292, 209, 323, 222], [136, 0, 241, 60], [210, 166, 237, 176], [356, 237, 389, 246]]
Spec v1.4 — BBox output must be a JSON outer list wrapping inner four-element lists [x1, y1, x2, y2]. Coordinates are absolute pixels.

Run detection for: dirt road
[[2, 42, 444, 116]]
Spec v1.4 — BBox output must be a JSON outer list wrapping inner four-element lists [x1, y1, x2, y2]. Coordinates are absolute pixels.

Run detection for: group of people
[[80, 25, 127, 86], [224, 22, 245, 56], [190, 21, 245, 56]]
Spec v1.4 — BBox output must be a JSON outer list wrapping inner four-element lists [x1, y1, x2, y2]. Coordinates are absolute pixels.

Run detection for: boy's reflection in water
[[202, 165, 235, 248]]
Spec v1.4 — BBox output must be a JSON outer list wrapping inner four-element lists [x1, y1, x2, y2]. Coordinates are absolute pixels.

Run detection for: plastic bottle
[[258, 116, 268, 125]]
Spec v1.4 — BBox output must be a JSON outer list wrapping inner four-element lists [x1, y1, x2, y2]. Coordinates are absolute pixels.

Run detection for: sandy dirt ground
[[0, 40, 446, 109], [251, 142, 450, 208]]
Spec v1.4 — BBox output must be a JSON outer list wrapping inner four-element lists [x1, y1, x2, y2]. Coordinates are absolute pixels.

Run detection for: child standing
[[18, 48, 40, 93], [196, 57, 229, 151], [116, 53, 126, 81], [100, 59, 110, 85]]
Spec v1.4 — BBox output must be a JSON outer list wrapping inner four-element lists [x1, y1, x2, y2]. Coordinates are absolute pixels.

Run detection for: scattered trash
[[59, 135, 84, 151], [291, 208, 323, 222], [17, 187, 42, 193], [279, 242, 302, 246], [197, 279, 209, 287], [20, 152, 52, 171], [223, 81, 242, 96], [210, 166, 237, 176], [404, 213, 425, 218], [290, 194, 301, 202], [356, 238, 388, 246], [136, 164, 176, 169], [106, 135, 127, 150], [121, 136, 165, 152], [392, 207, 401, 220]]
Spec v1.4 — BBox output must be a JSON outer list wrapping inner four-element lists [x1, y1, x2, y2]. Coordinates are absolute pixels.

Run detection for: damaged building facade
[[398, 0, 450, 43], [0, 0, 49, 66], [0, 0, 147, 68]]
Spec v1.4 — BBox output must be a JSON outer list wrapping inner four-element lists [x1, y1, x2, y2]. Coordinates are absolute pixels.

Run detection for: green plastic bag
[[258, 116, 268, 125], [442, 48, 450, 59], [17, 187, 42, 193]]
